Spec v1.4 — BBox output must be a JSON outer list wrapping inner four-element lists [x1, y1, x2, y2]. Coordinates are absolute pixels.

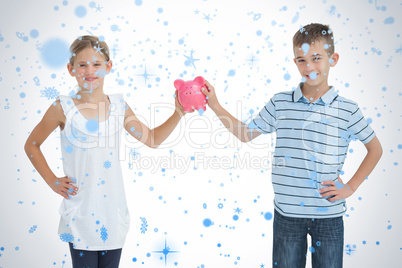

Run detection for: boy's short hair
[[293, 23, 334, 55], [69, 35, 110, 65]]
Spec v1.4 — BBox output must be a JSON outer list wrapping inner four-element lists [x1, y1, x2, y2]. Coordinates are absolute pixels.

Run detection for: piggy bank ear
[[193, 76, 205, 86], [174, 79, 185, 90]]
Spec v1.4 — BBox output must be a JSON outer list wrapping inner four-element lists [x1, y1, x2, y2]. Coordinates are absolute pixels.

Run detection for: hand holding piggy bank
[[174, 76, 207, 113]]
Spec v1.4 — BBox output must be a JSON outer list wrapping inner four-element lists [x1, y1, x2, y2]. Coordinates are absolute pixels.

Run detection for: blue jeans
[[273, 209, 344, 268], [69, 243, 122, 268]]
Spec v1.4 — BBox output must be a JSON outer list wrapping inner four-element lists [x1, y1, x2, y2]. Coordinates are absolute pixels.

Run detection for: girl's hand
[[174, 90, 193, 115], [48, 176, 78, 199], [319, 177, 354, 201], [201, 80, 220, 111]]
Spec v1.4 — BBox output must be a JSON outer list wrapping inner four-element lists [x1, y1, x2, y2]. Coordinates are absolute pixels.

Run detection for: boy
[[201, 23, 382, 268]]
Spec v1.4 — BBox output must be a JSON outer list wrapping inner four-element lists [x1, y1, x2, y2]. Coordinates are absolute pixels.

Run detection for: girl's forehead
[[75, 47, 105, 61]]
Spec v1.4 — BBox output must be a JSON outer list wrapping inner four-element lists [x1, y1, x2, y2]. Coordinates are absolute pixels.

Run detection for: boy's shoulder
[[271, 90, 294, 101], [329, 93, 361, 112]]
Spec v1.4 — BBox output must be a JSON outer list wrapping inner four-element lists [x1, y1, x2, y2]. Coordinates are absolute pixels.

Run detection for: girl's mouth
[[85, 77, 97, 82]]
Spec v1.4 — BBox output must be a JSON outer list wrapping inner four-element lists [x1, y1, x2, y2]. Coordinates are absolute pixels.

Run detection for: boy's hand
[[319, 177, 354, 201], [201, 80, 220, 111], [174, 90, 193, 115], [47, 176, 78, 199]]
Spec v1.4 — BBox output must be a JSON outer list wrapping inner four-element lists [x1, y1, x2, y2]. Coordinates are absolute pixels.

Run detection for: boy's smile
[[293, 40, 339, 97]]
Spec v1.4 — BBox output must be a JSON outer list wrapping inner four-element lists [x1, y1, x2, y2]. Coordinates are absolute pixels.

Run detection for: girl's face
[[67, 47, 112, 93]]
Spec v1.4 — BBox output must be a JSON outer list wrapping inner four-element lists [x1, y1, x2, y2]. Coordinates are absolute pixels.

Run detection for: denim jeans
[[69, 243, 122, 268], [273, 209, 344, 268]]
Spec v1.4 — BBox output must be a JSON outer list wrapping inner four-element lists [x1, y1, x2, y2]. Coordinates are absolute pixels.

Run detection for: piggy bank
[[174, 76, 207, 113]]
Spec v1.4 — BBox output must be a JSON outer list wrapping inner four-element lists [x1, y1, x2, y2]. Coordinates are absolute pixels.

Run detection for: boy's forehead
[[293, 40, 327, 56]]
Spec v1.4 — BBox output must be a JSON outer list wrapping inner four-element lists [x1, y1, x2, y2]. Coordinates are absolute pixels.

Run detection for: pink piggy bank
[[174, 76, 207, 113]]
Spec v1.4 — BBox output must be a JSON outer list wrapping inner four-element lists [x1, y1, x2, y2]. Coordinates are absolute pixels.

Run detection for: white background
[[0, 0, 401, 267]]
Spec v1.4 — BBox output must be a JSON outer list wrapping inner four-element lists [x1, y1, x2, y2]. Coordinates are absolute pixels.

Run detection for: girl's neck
[[76, 88, 107, 103]]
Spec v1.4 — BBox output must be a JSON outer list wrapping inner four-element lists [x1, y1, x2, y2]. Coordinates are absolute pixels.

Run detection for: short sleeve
[[347, 105, 375, 144], [249, 97, 277, 134]]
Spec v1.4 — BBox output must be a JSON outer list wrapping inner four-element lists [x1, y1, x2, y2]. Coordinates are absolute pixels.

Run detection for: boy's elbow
[[377, 143, 383, 159]]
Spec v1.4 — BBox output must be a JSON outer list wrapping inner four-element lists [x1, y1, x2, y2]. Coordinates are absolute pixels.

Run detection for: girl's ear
[[106, 60, 113, 73], [67, 63, 75, 77], [174, 79, 185, 90]]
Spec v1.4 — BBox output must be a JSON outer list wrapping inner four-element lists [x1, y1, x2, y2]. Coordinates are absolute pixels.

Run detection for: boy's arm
[[320, 136, 383, 201], [201, 80, 262, 143], [24, 100, 78, 199], [124, 91, 187, 148]]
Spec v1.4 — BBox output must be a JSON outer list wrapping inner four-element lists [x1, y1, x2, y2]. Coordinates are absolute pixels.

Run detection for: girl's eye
[[314, 57, 320, 61], [78, 65, 85, 67], [94, 64, 101, 66]]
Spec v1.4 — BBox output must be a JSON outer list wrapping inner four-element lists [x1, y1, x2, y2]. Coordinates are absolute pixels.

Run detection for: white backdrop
[[0, 0, 401, 267]]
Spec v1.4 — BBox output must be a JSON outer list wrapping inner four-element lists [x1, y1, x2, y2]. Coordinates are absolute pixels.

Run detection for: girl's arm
[[124, 91, 187, 148], [24, 100, 78, 199]]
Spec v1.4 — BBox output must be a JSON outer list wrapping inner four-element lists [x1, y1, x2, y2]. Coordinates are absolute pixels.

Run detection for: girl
[[24, 35, 188, 267]]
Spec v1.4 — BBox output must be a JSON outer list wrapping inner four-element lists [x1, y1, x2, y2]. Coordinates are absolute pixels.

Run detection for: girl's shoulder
[[50, 98, 67, 121]]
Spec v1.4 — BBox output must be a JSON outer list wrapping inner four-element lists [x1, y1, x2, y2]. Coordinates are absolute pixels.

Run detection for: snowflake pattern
[[110, 24, 120, 32], [140, 217, 148, 234], [28, 225, 37, 233], [95, 68, 107, 78], [60, 232, 74, 243], [40, 87, 60, 100], [100, 225, 108, 243], [103, 160, 111, 169]]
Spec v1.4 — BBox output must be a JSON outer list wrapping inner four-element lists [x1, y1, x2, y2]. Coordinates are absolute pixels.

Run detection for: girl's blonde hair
[[69, 35, 110, 65]]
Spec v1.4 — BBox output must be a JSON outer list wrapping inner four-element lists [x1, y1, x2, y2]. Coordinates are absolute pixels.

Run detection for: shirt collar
[[292, 83, 338, 104]]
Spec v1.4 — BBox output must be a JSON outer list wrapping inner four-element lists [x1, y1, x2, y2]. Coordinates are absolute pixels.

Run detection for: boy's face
[[293, 40, 339, 89], [67, 47, 112, 92]]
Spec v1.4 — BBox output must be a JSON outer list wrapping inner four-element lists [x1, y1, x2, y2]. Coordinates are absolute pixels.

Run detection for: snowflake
[[100, 225, 108, 243], [253, 13, 262, 21], [40, 87, 60, 100], [60, 232, 74, 243], [110, 24, 120, 33], [203, 203, 207, 209], [28, 225, 37, 233], [88, 1, 96, 8], [140, 217, 148, 234], [217, 203, 223, 209], [68, 90, 77, 98], [103, 160, 111, 169], [33, 76, 40, 86], [95, 68, 107, 78]]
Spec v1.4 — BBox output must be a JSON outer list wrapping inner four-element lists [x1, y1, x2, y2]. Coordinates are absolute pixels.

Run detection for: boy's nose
[[305, 63, 314, 72]]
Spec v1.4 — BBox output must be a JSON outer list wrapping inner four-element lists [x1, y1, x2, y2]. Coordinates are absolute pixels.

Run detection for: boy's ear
[[329, 53, 339, 67], [194, 76, 205, 87], [174, 79, 185, 90]]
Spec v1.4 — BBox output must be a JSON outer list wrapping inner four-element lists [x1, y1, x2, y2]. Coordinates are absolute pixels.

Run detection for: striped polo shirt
[[251, 83, 375, 218]]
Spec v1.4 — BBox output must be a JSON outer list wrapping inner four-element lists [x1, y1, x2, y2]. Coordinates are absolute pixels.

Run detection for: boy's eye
[[314, 57, 320, 61], [78, 64, 85, 67], [94, 64, 101, 66]]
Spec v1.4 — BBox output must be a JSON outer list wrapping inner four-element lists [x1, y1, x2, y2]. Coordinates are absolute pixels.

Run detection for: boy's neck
[[301, 82, 331, 103]]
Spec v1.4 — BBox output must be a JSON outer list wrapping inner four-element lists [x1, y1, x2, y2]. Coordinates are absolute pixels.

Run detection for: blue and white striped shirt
[[252, 83, 375, 218]]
